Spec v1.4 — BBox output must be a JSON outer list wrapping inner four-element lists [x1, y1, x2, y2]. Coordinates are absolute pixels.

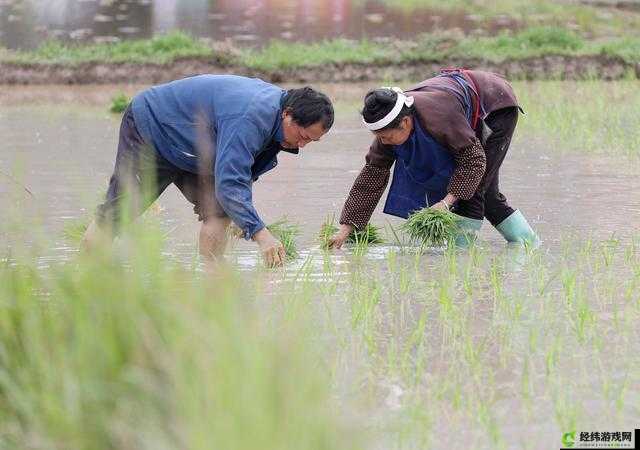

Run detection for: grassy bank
[[0, 32, 215, 66], [242, 27, 640, 70], [1, 28, 639, 71]]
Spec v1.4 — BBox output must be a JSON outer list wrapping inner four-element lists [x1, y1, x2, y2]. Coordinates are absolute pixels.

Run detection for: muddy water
[[1, 83, 640, 266], [1, 84, 640, 448], [0, 0, 520, 50]]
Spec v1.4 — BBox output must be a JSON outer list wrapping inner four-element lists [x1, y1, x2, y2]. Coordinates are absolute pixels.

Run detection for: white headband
[[362, 87, 414, 131]]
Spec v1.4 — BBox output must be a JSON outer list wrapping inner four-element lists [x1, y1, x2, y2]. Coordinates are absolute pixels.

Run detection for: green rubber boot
[[453, 215, 483, 248], [495, 209, 540, 247]]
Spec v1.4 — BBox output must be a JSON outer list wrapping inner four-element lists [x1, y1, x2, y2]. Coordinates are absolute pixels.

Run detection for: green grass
[[599, 37, 640, 63], [240, 39, 392, 71], [0, 227, 357, 449], [450, 27, 588, 61], [1, 31, 214, 65], [2, 27, 639, 71], [1, 211, 639, 448], [515, 80, 640, 156], [109, 93, 130, 114], [209, 28, 640, 69]]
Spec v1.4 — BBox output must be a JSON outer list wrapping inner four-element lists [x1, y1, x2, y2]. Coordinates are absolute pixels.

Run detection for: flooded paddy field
[[1, 81, 639, 449]]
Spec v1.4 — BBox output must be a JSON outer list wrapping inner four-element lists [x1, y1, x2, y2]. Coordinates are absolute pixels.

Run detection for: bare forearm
[[443, 193, 458, 208]]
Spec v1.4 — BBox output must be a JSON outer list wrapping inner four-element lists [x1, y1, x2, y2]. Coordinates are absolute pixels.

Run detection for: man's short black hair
[[283, 87, 334, 130]]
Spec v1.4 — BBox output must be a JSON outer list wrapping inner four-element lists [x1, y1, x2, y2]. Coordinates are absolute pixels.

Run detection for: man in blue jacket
[[81, 75, 334, 267]]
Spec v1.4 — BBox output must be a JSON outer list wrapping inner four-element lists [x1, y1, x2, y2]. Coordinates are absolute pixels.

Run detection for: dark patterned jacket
[[340, 70, 519, 229]]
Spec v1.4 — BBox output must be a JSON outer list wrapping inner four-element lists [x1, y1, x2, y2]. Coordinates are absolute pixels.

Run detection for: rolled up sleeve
[[214, 118, 267, 239]]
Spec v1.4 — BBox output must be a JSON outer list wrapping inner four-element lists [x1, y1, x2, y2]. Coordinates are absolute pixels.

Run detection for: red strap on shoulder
[[462, 70, 482, 129], [439, 68, 482, 129]]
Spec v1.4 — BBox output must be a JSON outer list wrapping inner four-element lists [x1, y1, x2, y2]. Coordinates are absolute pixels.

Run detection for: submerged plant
[[267, 218, 300, 260], [109, 93, 130, 113], [401, 208, 460, 247]]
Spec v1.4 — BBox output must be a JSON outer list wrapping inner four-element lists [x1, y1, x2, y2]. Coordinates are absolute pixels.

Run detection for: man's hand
[[228, 223, 244, 239], [253, 227, 286, 268], [328, 224, 354, 249]]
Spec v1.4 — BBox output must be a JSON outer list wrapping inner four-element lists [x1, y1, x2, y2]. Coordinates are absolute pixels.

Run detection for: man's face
[[281, 111, 328, 149], [375, 116, 413, 146]]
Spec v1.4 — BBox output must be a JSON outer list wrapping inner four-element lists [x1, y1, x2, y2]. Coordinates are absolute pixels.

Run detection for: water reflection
[[0, 0, 518, 50]]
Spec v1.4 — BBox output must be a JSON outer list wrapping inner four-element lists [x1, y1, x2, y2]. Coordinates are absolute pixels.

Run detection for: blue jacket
[[131, 75, 289, 239]]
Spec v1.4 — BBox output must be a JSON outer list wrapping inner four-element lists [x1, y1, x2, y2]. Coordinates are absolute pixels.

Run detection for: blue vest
[[383, 117, 455, 218]]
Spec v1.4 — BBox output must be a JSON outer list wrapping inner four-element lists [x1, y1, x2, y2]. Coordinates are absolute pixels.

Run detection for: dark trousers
[[452, 107, 518, 226], [96, 106, 225, 230]]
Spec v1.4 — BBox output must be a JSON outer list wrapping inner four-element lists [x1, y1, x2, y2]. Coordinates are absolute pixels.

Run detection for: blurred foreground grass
[[0, 223, 358, 450], [1, 208, 639, 449]]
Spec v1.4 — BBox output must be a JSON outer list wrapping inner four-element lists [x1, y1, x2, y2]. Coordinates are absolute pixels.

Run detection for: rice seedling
[[515, 81, 640, 157], [0, 233, 359, 450], [318, 216, 383, 249], [109, 92, 130, 113], [3, 165, 640, 450], [318, 215, 338, 249], [62, 217, 89, 242], [4, 73, 640, 450], [267, 218, 300, 260], [347, 223, 384, 245], [401, 208, 460, 247], [61, 203, 164, 244]]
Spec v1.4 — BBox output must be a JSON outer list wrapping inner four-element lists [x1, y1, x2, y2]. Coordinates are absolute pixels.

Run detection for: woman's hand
[[328, 224, 354, 249], [431, 201, 449, 211], [432, 194, 457, 211]]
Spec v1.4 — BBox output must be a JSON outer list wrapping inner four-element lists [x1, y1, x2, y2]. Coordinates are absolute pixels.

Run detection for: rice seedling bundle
[[401, 208, 460, 247], [318, 220, 338, 249], [346, 223, 384, 245], [318, 217, 384, 249], [267, 218, 300, 259]]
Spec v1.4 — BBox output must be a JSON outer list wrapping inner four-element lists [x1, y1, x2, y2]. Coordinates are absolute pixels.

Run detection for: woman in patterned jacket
[[328, 69, 539, 249]]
